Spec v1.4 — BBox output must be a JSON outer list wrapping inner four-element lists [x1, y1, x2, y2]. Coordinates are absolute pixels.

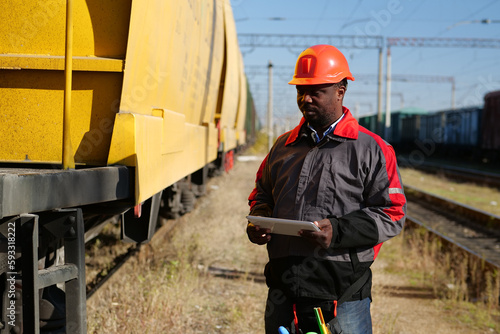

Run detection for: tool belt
[[285, 270, 370, 334]]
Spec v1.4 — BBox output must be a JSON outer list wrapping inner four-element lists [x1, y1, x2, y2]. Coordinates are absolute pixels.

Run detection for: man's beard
[[301, 108, 333, 131]]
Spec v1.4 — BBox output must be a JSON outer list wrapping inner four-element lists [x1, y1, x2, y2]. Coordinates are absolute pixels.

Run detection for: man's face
[[296, 83, 345, 131]]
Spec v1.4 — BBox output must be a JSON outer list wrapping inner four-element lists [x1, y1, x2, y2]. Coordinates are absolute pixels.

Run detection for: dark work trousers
[[264, 288, 372, 334]]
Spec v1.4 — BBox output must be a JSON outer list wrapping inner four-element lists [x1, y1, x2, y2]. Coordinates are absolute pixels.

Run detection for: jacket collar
[[285, 106, 359, 146]]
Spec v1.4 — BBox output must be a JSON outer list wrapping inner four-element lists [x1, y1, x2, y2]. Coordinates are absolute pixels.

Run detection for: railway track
[[405, 184, 500, 267], [83, 217, 266, 300], [84, 204, 203, 300], [400, 160, 500, 189], [86, 243, 141, 299], [404, 184, 500, 302]]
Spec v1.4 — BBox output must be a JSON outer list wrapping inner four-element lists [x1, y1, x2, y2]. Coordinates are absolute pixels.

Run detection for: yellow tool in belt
[[314, 307, 332, 334]]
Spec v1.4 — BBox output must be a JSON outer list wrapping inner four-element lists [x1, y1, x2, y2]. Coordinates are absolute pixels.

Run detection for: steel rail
[[405, 184, 500, 268], [405, 184, 500, 231], [399, 160, 500, 189], [405, 215, 500, 272], [86, 243, 141, 300]]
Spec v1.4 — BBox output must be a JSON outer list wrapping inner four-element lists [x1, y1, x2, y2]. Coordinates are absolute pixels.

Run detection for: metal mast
[[384, 36, 500, 130], [238, 33, 385, 132]]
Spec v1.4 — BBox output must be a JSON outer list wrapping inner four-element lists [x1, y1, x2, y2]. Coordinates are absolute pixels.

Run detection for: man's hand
[[299, 218, 333, 249], [247, 223, 272, 245]]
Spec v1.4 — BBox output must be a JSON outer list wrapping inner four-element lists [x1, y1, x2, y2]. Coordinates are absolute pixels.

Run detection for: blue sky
[[232, 0, 500, 128]]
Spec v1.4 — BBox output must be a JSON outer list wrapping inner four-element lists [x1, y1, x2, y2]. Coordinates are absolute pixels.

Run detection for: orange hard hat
[[288, 44, 355, 85]]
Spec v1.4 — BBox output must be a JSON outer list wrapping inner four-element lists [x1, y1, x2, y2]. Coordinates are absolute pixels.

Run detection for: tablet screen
[[246, 215, 320, 236]]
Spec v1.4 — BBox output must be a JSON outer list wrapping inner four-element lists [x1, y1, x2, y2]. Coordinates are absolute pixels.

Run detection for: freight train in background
[[0, 0, 256, 333], [358, 90, 500, 165]]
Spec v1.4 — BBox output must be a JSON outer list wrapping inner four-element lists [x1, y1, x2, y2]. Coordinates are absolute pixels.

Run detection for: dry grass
[[396, 166, 500, 332], [374, 224, 500, 333], [87, 158, 269, 333]]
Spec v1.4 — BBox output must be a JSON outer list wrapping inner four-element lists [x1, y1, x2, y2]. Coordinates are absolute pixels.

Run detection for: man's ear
[[336, 86, 346, 100]]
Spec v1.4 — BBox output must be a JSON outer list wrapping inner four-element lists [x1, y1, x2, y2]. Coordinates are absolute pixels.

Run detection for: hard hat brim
[[288, 75, 355, 85]]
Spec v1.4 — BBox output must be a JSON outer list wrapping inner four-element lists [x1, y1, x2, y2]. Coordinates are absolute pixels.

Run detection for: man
[[247, 44, 407, 334]]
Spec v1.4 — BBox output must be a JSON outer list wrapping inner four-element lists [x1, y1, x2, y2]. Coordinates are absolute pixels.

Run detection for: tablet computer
[[246, 215, 320, 236]]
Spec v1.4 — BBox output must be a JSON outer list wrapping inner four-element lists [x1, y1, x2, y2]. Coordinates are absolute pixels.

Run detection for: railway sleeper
[[0, 209, 87, 334]]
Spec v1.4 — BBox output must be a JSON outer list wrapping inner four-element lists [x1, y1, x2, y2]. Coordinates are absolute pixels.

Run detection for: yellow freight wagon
[[0, 0, 247, 205], [0, 1, 253, 333]]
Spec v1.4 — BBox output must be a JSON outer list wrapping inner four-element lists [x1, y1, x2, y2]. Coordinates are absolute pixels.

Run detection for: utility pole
[[377, 47, 383, 135], [267, 61, 273, 152], [385, 46, 392, 139], [451, 79, 456, 109]]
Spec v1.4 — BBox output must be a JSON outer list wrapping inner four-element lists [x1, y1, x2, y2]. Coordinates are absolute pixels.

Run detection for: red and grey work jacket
[[248, 107, 407, 301]]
